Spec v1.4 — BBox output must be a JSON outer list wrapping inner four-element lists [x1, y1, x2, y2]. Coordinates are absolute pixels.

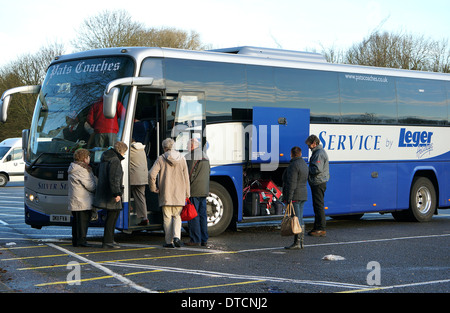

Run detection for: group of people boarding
[[68, 137, 210, 249], [67, 133, 329, 251]]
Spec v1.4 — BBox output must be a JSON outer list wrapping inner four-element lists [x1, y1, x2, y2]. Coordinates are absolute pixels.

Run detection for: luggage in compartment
[[259, 180, 282, 199], [243, 180, 284, 217], [272, 200, 285, 215], [244, 192, 260, 216]]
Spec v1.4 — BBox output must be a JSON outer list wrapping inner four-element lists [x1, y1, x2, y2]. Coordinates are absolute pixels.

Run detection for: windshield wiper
[[28, 152, 71, 170]]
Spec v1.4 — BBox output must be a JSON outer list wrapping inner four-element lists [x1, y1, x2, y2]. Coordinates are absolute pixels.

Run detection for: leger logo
[[399, 128, 433, 147]]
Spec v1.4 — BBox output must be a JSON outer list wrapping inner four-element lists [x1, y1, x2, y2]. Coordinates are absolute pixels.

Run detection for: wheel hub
[[206, 193, 224, 226], [416, 186, 431, 214]]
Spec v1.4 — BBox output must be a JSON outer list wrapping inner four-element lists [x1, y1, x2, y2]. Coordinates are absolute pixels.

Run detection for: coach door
[[171, 91, 206, 151], [129, 91, 163, 228]]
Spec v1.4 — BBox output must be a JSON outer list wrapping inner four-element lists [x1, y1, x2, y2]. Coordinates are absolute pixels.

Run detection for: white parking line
[[339, 278, 450, 293], [106, 261, 368, 290], [46, 243, 156, 293], [237, 233, 450, 253]]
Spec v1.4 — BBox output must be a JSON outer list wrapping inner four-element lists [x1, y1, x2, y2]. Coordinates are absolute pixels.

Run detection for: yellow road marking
[[19, 251, 236, 271], [2, 247, 156, 261], [35, 270, 161, 287], [337, 287, 386, 293], [0, 243, 73, 251], [164, 280, 266, 293]]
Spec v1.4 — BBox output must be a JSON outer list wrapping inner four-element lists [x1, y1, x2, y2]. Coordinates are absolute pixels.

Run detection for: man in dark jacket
[[185, 138, 210, 246], [282, 146, 309, 249], [93, 141, 128, 248], [306, 134, 329, 237]]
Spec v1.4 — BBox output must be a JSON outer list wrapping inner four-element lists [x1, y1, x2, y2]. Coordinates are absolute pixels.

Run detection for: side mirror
[[0, 85, 41, 122], [102, 77, 154, 119], [0, 95, 11, 122], [103, 87, 120, 119], [22, 129, 29, 159]]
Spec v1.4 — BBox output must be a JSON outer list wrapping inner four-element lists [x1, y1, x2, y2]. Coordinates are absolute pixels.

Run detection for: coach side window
[[397, 78, 447, 125], [275, 68, 340, 123], [339, 73, 397, 124]]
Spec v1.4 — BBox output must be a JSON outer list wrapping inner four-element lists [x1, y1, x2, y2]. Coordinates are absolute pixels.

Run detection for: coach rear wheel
[[392, 177, 436, 222], [206, 181, 233, 237]]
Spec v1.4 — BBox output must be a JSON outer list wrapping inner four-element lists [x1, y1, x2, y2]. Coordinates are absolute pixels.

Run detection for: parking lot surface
[[1, 183, 449, 301]]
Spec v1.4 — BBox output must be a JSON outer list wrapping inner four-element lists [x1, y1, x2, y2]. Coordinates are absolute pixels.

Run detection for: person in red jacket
[[87, 99, 126, 148]]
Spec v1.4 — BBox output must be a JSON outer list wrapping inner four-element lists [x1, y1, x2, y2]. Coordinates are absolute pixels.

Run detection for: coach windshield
[[26, 57, 134, 165]]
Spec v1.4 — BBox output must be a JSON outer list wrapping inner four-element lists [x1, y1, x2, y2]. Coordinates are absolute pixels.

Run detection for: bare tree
[[0, 42, 64, 138], [72, 10, 207, 51], [321, 44, 346, 64], [138, 27, 206, 50], [72, 10, 145, 51], [337, 30, 450, 73], [428, 39, 450, 73]]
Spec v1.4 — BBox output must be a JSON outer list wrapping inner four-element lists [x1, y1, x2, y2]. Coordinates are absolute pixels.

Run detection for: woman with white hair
[[149, 138, 190, 248]]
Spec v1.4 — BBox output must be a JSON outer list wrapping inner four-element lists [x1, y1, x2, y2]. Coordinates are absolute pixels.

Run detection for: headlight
[[26, 193, 39, 203]]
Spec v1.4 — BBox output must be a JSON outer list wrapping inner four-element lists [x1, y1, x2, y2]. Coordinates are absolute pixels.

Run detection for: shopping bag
[[280, 201, 302, 236], [181, 198, 198, 221]]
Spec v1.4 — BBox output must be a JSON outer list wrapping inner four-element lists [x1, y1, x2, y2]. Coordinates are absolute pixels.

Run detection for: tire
[[206, 181, 233, 236], [393, 177, 436, 222], [0, 174, 8, 187]]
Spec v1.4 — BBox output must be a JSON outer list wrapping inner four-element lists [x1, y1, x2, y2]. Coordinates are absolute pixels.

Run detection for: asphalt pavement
[[1, 182, 449, 303]]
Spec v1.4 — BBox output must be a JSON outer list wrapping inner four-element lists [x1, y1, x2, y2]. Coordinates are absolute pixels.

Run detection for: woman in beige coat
[[149, 138, 190, 248], [68, 148, 97, 247]]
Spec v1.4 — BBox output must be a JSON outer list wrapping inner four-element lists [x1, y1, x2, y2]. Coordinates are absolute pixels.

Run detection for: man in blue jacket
[[185, 138, 210, 247], [305, 135, 330, 237]]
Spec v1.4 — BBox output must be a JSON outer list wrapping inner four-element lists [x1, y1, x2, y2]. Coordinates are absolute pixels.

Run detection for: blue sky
[[0, 0, 449, 66]]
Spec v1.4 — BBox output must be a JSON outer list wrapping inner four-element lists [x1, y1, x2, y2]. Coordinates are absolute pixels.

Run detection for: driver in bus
[[62, 111, 89, 143]]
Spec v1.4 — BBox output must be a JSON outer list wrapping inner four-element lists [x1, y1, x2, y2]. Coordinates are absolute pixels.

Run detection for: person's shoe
[[137, 219, 149, 226], [163, 243, 174, 248], [285, 235, 301, 250], [308, 230, 327, 237], [173, 237, 181, 247], [185, 241, 200, 246]]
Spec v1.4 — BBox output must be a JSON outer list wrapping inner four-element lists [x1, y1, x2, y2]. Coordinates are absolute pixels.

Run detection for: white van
[[0, 138, 24, 187]]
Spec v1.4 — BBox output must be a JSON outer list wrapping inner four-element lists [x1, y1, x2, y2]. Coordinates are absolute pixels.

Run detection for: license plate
[[50, 214, 71, 223]]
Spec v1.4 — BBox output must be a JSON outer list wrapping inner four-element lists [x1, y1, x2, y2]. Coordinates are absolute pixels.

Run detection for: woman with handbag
[[282, 146, 309, 249]]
